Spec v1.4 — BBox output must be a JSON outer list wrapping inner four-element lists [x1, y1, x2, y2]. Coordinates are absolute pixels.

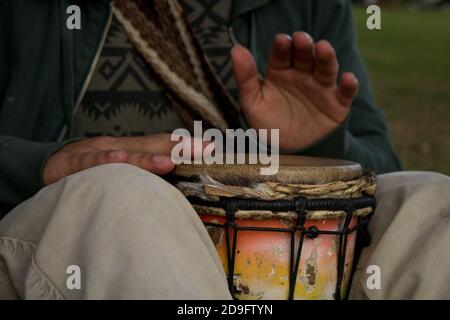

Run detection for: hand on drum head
[[43, 134, 203, 186], [231, 32, 359, 152]]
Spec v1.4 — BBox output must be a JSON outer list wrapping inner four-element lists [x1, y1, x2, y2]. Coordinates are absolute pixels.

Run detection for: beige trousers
[[0, 164, 449, 299]]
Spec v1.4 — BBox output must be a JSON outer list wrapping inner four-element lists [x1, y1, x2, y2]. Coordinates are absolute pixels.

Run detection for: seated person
[[0, 0, 448, 299]]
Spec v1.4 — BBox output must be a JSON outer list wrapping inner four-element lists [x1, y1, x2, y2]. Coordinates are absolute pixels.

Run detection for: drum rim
[[173, 155, 363, 185]]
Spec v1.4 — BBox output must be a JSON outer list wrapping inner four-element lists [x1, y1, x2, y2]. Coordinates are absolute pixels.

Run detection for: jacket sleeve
[[298, 0, 402, 173], [0, 136, 70, 216]]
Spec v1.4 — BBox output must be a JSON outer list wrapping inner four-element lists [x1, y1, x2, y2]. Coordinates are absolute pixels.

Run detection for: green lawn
[[353, 7, 450, 174]]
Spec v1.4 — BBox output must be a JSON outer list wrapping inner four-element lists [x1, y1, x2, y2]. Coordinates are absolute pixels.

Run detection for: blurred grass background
[[353, 6, 450, 174]]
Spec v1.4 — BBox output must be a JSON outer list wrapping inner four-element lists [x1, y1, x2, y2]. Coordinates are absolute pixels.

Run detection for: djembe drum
[[171, 156, 376, 300]]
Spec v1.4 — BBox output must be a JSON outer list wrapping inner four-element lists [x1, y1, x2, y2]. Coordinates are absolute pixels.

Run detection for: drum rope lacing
[[188, 196, 376, 300]]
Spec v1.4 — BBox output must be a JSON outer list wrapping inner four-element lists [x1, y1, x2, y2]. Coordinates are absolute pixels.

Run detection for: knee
[[377, 171, 450, 197], [66, 163, 153, 183], [63, 163, 168, 191], [63, 163, 161, 196], [59, 164, 197, 224], [376, 171, 450, 220]]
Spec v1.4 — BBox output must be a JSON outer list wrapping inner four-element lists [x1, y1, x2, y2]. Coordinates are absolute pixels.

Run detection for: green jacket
[[0, 0, 401, 217]]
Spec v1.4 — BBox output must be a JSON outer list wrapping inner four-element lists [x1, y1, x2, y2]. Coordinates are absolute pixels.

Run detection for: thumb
[[231, 45, 261, 108]]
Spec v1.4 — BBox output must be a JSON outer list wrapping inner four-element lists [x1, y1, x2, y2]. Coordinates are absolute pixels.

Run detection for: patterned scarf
[[112, 0, 240, 131]]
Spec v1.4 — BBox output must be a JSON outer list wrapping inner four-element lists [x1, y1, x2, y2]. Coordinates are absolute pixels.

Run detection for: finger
[[87, 134, 211, 164], [231, 45, 262, 108], [119, 134, 178, 155], [49, 150, 128, 183], [89, 134, 177, 156], [313, 40, 339, 86], [68, 150, 129, 174], [267, 34, 293, 71], [126, 153, 175, 175], [69, 150, 175, 176], [170, 135, 211, 159], [292, 32, 315, 73], [336, 72, 359, 106]]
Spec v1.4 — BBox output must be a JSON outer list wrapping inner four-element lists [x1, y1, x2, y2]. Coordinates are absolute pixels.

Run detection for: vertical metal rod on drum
[[335, 211, 353, 300]]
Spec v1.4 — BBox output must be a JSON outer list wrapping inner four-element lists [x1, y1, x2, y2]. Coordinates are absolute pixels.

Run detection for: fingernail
[[277, 33, 291, 41], [231, 44, 245, 53], [152, 155, 171, 164], [303, 32, 313, 41], [109, 150, 125, 159]]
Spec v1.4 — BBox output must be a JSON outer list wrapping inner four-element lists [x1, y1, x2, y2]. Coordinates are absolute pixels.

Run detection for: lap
[[0, 164, 199, 241], [0, 164, 230, 299]]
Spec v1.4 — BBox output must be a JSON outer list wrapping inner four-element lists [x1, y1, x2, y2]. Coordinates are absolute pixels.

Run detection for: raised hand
[[231, 32, 359, 151]]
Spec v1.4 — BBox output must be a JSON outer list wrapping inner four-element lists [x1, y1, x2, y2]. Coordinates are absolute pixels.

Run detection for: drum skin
[[203, 214, 358, 300]]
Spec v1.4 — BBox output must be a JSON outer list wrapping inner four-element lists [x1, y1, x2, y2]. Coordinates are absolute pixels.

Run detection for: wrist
[[284, 117, 349, 158]]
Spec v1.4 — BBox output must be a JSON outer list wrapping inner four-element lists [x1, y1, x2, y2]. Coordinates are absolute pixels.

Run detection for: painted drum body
[[203, 215, 357, 300]]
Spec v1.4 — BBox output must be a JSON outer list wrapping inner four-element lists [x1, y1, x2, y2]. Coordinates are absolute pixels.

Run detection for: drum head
[[173, 155, 363, 185]]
